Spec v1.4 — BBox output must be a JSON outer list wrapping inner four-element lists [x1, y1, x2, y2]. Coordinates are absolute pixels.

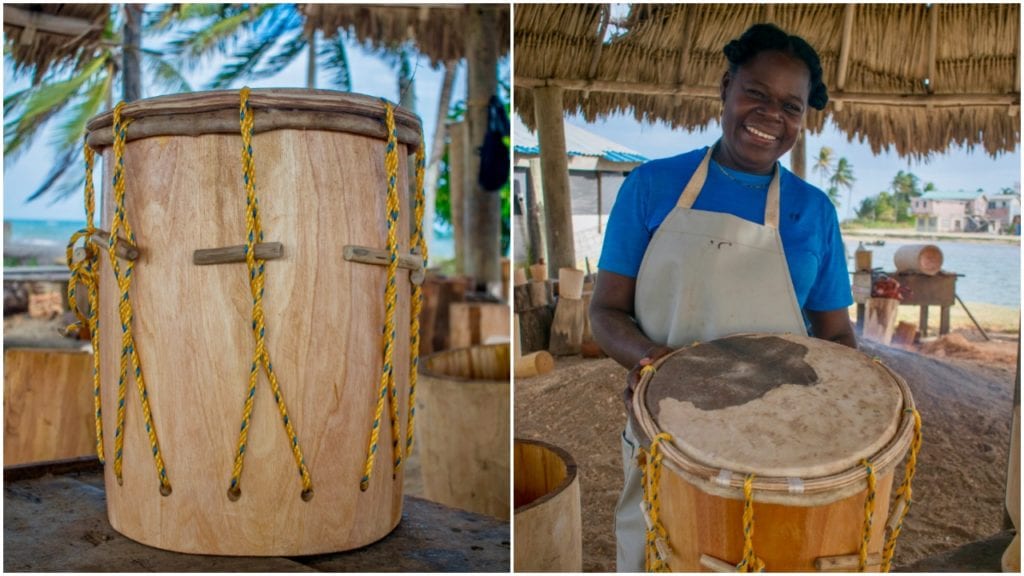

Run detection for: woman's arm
[[807, 308, 857, 349], [589, 270, 674, 370]]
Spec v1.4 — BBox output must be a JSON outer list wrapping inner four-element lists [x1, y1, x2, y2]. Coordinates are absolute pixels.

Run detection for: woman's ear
[[720, 71, 732, 102]]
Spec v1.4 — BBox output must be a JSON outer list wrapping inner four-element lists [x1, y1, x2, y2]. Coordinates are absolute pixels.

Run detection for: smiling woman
[[587, 22, 859, 572]]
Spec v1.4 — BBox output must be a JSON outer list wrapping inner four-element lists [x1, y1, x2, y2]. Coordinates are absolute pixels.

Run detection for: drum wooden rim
[[513, 438, 579, 514], [632, 334, 917, 505], [85, 89, 423, 150]]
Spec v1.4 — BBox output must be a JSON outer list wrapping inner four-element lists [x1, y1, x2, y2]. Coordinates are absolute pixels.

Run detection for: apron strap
[[676, 145, 783, 229]]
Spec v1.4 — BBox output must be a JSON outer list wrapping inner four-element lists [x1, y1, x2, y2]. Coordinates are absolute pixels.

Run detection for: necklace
[[712, 159, 771, 191]]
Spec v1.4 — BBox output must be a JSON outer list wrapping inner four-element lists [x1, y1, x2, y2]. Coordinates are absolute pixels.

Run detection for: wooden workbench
[[852, 271, 958, 337], [4, 459, 509, 572]]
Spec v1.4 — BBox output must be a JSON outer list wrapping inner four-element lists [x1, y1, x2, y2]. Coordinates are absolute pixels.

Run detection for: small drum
[[78, 89, 424, 555], [632, 333, 921, 572]]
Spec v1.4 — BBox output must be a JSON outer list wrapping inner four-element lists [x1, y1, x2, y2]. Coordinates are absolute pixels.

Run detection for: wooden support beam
[[3, 6, 102, 38], [533, 86, 577, 278], [836, 4, 855, 92], [515, 76, 1020, 107]]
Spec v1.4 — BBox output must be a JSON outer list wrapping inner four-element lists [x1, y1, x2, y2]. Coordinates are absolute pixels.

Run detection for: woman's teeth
[[745, 126, 777, 141]]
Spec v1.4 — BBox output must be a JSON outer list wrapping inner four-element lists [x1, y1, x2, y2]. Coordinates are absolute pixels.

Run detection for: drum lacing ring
[[65, 144, 105, 465], [641, 432, 673, 572], [360, 100, 427, 492], [881, 408, 923, 572], [109, 103, 171, 496], [228, 87, 313, 502], [735, 474, 765, 572], [858, 459, 878, 571]]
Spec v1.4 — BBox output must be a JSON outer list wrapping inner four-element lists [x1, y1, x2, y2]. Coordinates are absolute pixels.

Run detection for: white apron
[[615, 146, 806, 572]]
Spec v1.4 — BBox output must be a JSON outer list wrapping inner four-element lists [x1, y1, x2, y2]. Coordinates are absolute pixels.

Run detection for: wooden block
[[580, 340, 607, 359], [513, 284, 532, 312], [557, 268, 584, 300], [449, 302, 510, 350], [513, 267, 528, 286], [891, 321, 917, 346], [549, 298, 585, 356], [527, 280, 550, 308], [4, 349, 95, 466], [514, 351, 555, 379], [863, 297, 900, 345], [518, 308, 553, 354], [28, 292, 63, 319], [529, 263, 547, 282], [429, 276, 471, 352]]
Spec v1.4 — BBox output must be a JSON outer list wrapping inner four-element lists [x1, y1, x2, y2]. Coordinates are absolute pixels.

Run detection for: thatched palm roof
[[515, 4, 1020, 159], [3, 4, 110, 83], [303, 4, 510, 66]]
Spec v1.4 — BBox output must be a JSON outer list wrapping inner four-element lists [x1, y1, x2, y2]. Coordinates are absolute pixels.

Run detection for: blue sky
[[3, 24, 474, 221]]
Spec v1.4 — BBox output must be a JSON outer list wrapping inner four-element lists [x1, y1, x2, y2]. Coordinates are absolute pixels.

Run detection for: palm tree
[[153, 4, 351, 91], [812, 146, 834, 190], [4, 5, 191, 201], [829, 157, 856, 219]]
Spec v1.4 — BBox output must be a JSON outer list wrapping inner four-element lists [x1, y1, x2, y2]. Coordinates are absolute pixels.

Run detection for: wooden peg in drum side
[[88, 229, 141, 261], [192, 242, 284, 265], [342, 245, 425, 285]]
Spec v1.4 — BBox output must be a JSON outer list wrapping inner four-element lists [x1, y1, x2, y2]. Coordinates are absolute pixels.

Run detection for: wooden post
[[527, 158, 546, 264], [790, 127, 806, 179], [449, 121, 467, 274], [465, 5, 501, 289], [533, 86, 577, 278], [596, 171, 603, 234], [122, 4, 143, 102], [424, 62, 458, 258]]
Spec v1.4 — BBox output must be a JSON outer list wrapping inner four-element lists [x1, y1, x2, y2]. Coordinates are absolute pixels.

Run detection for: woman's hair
[[723, 23, 829, 110]]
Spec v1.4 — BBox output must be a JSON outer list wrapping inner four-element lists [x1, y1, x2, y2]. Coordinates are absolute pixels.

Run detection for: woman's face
[[717, 50, 811, 174]]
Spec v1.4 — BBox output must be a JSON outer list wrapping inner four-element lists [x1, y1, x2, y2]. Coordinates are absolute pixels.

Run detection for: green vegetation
[[811, 146, 854, 210]]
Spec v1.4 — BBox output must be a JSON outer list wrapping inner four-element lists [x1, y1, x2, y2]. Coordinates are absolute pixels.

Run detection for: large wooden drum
[[81, 89, 423, 555], [632, 333, 920, 572]]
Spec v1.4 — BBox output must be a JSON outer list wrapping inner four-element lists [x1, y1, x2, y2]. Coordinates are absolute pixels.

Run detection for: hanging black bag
[[478, 95, 510, 191]]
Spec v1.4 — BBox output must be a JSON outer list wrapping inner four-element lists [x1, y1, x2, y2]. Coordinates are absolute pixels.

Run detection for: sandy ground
[[516, 327, 1018, 572]]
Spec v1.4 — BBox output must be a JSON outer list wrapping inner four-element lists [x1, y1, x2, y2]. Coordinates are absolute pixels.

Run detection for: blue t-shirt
[[598, 146, 852, 314]]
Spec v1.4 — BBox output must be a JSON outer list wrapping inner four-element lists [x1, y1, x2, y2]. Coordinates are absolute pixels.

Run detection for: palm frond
[[142, 49, 193, 94], [256, 29, 307, 79], [206, 11, 301, 89], [53, 73, 111, 152], [167, 6, 266, 68], [26, 146, 79, 202], [318, 33, 352, 91], [16, 55, 108, 127]]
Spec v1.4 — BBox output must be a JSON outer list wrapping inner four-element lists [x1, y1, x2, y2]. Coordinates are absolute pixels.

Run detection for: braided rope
[[641, 432, 673, 572], [406, 138, 427, 456], [735, 474, 765, 572], [361, 100, 403, 491], [858, 459, 878, 571], [65, 143, 104, 463], [881, 408, 923, 572], [108, 103, 171, 495], [228, 87, 313, 501]]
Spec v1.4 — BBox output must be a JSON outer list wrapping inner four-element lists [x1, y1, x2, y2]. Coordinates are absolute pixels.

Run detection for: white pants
[[614, 421, 646, 572]]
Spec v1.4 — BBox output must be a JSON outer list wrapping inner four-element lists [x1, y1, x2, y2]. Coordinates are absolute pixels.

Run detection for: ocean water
[[844, 238, 1020, 309]]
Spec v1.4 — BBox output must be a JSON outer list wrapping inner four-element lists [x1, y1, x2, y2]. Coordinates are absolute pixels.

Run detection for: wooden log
[[558, 267, 584, 300], [449, 302, 510, 350], [518, 307, 553, 354], [893, 244, 943, 275], [549, 297, 585, 356], [501, 258, 510, 303], [431, 276, 471, 352], [513, 284, 532, 311], [417, 344, 510, 520], [514, 351, 555, 379], [529, 263, 547, 282], [514, 439, 581, 572], [527, 280, 551, 308], [4, 349, 95, 467], [579, 292, 607, 358], [534, 86, 577, 273], [449, 121, 467, 275], [864, 297, 901, 345], [28, 292, 63, 319]]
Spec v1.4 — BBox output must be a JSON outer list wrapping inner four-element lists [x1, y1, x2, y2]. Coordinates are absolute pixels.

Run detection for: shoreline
[[841, 226, 1020, 245]]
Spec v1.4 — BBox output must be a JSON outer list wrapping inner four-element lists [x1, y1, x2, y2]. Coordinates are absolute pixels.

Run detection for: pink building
[[985, 193, 1021, 229], [911, 190, 992, 233]]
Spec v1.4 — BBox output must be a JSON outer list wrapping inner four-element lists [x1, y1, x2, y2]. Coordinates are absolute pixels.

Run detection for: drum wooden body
[[514, 438, 582, 572], [85, 90, 422, 555], [416, 344, 510, 519], [633, 333, 916, 572]]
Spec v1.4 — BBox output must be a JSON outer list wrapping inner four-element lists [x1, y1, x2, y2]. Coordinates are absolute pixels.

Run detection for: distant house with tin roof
[[512, 117, 648, 266], [985, 191, 1021, 230], [911, 190, 993, 233]]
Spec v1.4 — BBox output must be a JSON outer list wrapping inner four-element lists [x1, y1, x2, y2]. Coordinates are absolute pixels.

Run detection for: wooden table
[[852, 271, 958, 337], [4, 458, 510, 572]]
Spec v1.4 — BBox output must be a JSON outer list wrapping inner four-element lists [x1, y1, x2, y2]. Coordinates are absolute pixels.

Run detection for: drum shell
[[416, 344, 510, 519], [92, 100, 416, 555], [514, 438, 582, 572]]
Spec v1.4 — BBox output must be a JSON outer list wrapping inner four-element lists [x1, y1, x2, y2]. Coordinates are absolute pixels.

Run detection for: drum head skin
[[645, 334, 903, 478]]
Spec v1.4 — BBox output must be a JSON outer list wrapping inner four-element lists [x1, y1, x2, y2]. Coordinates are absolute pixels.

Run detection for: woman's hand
[[623, 345, 674, 414]]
